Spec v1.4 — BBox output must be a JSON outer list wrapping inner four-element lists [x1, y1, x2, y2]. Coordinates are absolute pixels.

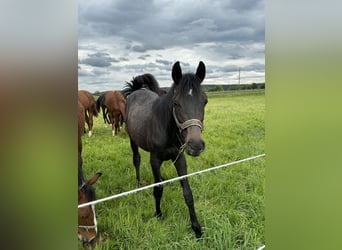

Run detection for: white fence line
[[79, 153, 265, 208]]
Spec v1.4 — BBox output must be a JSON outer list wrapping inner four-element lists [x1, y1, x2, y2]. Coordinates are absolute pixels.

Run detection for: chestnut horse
[[78, 153, 102, 246], [124, 61, 207, 238], [78, 90, 98, 137], [104, 91, 126, 136], [78, 101, 85, 154]]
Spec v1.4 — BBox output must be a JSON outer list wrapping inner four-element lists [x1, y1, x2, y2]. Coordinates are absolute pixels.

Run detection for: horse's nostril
[[188, 140, 205, 150], [186, 140, 205, 157]]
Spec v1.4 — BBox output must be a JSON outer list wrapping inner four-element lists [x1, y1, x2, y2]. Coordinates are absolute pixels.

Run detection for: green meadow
[[79, 90, 265, 249]]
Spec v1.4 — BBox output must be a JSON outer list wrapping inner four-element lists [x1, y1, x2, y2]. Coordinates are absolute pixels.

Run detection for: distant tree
[[251, 83, 258, 89], [207, 85, 224, 92]]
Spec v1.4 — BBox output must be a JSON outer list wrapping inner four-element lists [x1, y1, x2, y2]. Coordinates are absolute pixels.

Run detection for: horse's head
[[172, 61, 207, 156], [78, 172, 102, 245]]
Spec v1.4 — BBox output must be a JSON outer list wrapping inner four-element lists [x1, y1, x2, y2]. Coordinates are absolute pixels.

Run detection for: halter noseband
[[172, 107, 203, 132], [78, 222, 97, 231]]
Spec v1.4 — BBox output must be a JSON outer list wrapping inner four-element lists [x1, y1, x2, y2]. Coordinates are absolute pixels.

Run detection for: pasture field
[[79, 90, 265, 249]]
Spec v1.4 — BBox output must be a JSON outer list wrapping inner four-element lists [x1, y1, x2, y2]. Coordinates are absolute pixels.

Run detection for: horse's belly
[[126, 109, 153, 151]]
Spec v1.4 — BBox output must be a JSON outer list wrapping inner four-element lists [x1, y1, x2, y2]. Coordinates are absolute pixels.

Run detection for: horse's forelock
[[82, 184, 96, 202], [174, 73, 202, 97]]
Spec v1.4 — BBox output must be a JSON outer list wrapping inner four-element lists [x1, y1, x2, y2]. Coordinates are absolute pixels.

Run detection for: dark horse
[[78, 90, 99, 137], [96, 92, 111, 125], [124, 61, 207, 238], [104, 90, 126, 136], [78, 153, 102, 246]]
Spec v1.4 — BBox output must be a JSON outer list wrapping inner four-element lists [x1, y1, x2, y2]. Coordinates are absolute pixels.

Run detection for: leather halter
[[172, 107, 203, 132]]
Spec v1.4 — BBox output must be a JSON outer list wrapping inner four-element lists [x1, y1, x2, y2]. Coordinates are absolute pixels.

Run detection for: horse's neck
[[153, 94, 173, 123]]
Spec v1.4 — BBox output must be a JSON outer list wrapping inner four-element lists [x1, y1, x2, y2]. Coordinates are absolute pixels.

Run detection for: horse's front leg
[[173, 153, 202, 239], [150, 153, 163, 217]]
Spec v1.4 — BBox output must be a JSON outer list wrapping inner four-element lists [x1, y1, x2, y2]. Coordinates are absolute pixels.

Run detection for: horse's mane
[[78, 153, 96, 201], [78, 153, 84, 188], [122, 73, 161, 97]]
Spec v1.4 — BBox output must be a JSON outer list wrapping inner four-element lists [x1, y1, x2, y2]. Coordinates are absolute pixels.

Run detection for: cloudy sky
[[78, 0, 264, 92]]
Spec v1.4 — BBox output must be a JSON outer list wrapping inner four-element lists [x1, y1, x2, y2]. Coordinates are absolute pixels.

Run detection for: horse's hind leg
[[102, 107, 107, 126], [84, 110, 89, 134], [114, 112, 120, 135], [150, 153, 163, 218], [130, 139, 141, 186], [173, 154, 202, 238], [88, 113, 93, 137]]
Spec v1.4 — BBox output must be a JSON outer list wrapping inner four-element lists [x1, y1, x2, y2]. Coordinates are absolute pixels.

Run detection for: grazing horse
[[78, 153, 102, 246], [96, 92, 111, 125], [124, 61, 207, 238], [78, 90, 98, 137], [104, 91, 126, 136]]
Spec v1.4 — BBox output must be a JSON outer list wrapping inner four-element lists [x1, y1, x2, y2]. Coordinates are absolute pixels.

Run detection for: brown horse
[[78, 90, 98, 137], [104, 91, 126, 136], [78, 153, 102, 246], [78, 101, 85, 154]]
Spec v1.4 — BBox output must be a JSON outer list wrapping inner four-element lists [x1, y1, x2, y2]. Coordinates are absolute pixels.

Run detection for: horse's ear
[[172, 61, 182, 84], [87, 172, 102, 186], [196, 61, 206, 83]]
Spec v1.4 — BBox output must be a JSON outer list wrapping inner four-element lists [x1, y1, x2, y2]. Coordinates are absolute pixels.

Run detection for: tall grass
[[79, 90, 265, 249]]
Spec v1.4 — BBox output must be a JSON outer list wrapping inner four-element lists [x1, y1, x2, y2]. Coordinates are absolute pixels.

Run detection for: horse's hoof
[[195, 231, 203, 240], [155, 212, 163, 219], [88, 131, 92, 137]]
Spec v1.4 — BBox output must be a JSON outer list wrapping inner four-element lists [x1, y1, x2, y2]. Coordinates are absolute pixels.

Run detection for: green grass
[[79, 90, 265, 249]]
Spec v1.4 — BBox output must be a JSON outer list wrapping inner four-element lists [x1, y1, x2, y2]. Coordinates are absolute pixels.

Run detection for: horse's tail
[[89, 100, 99, 117], [96, 94, 104, 113], [122, 73, 161, 97]]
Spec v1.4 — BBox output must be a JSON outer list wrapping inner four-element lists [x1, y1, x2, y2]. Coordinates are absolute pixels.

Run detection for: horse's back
[[78, 90, 98, 115]]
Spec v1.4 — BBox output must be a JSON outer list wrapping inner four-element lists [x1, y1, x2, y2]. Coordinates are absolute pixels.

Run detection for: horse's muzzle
[[185, 126, 205, 156], [78, 228, 97, 243], [186, 139, 205, 156]]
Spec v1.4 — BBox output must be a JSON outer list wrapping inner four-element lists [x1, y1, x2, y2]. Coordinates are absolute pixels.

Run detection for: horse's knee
[[153, 185, 163, 199]]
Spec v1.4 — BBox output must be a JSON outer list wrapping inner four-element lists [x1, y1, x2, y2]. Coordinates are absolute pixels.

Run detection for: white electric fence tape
[[78, 153, 265, 208]]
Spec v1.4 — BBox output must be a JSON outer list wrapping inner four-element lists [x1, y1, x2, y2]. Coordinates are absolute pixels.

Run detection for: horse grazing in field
[[78, 101, 85, 154], [78, 90, 99, 137], [104, 90, 126, 136], [96, 92, 111, 125], [124, 61, 207, 238], [78, 153, 102, 246]]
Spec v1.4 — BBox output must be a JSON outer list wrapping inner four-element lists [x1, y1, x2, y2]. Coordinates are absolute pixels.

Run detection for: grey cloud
[[79, 0, 264, 49], [80, 52, 119, 67], [78, 0, 265, 91], [138, 54, 151, 60], [155, 59, 172, 66]]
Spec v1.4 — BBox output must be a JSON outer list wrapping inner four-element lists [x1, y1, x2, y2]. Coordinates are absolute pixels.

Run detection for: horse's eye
[[204, 99, 208, 105]]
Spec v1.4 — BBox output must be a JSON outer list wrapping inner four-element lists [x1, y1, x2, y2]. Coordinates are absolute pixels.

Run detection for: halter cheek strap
[[172, 107, 203, 132]]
